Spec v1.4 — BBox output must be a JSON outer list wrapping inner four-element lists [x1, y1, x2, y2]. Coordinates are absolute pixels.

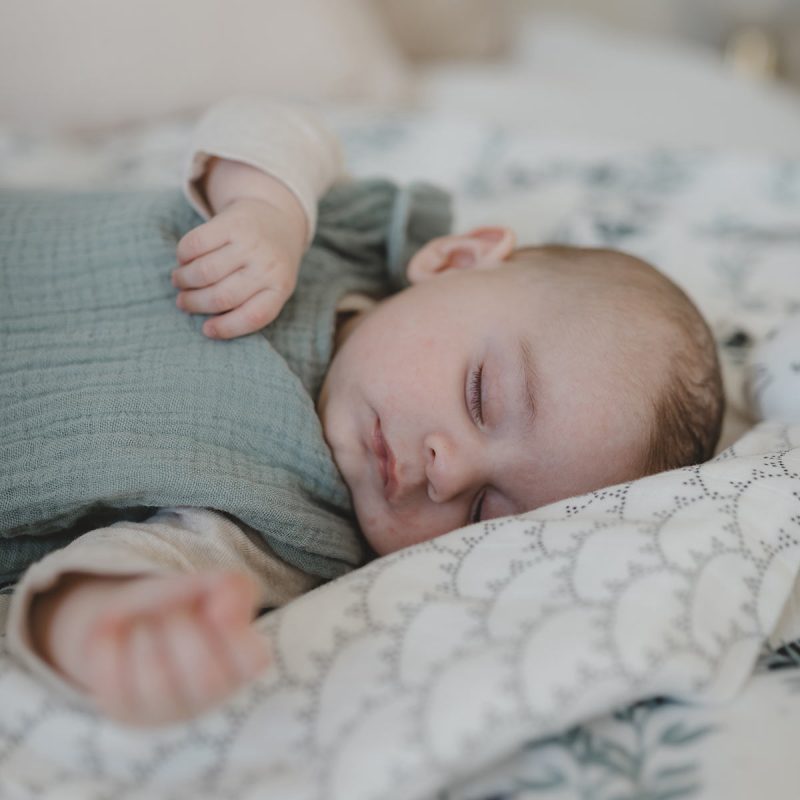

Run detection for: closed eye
[[468, 364, 484, 425], [469, 488, 486, 524]]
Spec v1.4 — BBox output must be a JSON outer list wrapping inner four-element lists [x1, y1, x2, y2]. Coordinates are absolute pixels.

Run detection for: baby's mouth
[[372, 417, 398, 500]]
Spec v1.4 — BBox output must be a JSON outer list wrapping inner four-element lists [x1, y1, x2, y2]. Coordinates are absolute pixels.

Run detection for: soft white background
[[2, 0, 800, 153]]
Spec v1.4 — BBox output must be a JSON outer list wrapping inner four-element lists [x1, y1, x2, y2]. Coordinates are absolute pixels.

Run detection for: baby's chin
[[351, 496, 393, 557]]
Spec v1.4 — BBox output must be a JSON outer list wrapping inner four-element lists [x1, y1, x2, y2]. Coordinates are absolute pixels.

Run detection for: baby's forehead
[[505, 255, 679, 320], [511, 273, 676, 377]]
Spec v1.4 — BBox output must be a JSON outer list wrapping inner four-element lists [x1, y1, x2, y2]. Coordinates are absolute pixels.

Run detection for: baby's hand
[[32, 570, 269, 727], [173, 197, 305, 339]]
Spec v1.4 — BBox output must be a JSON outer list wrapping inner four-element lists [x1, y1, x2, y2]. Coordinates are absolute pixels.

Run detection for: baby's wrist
[[235, 195, 306, 249], [204, 158, 309, 243], [28, 573, 135, 688]]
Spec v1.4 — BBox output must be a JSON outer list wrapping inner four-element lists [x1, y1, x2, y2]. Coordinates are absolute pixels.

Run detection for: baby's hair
[[511, 244, 724, 475]]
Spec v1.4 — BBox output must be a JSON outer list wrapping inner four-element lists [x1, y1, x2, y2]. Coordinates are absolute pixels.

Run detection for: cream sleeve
[[183, 96, 346, 241], [5, 507, 320, 702]]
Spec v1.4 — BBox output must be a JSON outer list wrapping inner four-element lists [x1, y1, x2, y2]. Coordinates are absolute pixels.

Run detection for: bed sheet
[[442, 660, 800, 800], [1, 111, 800, 800]]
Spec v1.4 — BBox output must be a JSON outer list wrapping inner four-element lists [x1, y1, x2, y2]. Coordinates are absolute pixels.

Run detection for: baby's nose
[[424, 432, 482, 503]]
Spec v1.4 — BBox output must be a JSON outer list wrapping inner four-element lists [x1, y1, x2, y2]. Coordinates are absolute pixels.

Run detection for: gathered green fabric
[[0, 179, 452, 585]]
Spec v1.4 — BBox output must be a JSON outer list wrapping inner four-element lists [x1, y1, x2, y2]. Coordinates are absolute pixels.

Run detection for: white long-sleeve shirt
[[3, 98, 350, 702]]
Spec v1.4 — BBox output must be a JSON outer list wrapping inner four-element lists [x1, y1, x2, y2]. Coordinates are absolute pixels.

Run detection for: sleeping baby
[[0, 99, 724, 726]]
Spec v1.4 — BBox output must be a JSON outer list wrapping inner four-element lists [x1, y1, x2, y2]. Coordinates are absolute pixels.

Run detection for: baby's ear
[[406, 226, 516, 285]]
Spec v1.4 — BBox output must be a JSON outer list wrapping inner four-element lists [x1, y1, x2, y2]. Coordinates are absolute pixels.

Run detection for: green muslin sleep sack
[[0, 179, 452, 585]]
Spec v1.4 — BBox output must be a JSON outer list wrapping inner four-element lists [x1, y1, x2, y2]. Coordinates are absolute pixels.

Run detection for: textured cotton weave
[[0, 180, 452, 583]]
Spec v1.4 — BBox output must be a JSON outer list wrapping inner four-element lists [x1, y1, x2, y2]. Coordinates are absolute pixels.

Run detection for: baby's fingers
[[172, 243, 241, 289], [176, 219, 229, 265], [176, 266, 255, 317], [124, 621, 186, 726], [160, 610, 235, 713], [215, 625, 269, 686], [93, 572, 212, 628], [203, 289, 289, 339], [202, 573, 269, 680], [86, 629, 133, 722]]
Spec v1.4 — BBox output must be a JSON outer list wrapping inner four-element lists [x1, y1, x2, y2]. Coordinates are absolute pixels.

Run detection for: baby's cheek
[[400, 509, 463, 549], [361, 508, 425, 556], [353, 503, 391, 552], [355, 492, 464, 555]]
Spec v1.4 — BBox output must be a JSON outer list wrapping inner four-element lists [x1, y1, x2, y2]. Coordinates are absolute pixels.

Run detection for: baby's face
[[317, 261, 654, 556]]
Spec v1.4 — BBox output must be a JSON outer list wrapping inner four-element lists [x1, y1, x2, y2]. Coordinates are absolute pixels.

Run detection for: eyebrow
[[518, 337, 538, 427]]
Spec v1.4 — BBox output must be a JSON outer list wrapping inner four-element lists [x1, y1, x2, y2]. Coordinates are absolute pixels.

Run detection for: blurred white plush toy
[[747, 315, 800, 423]]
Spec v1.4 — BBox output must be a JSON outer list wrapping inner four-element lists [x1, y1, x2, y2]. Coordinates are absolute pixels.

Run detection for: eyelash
[[468, 364, 484, 425], [470, 490, 486, 524], [468, 364, 485, 524]]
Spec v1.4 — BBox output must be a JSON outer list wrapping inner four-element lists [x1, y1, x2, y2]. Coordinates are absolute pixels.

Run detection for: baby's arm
[[8, 509, 319, 726], [174, 98, 344, 339]]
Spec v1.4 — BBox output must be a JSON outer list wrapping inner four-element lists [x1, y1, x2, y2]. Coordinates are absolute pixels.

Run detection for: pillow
[[0, 0, 412, 133], [374, 0, 511, 61]]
